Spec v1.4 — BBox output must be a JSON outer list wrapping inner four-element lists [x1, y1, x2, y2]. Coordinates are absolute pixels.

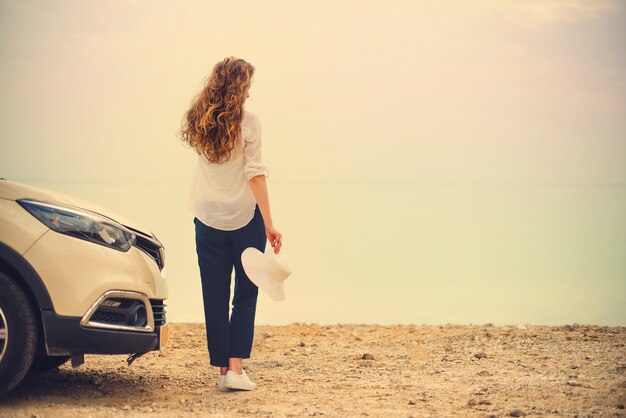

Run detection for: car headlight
[[17, 199, 136, 252]]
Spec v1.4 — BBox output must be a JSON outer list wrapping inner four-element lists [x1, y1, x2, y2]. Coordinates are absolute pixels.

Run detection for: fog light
[[128, 306, 147, 327]]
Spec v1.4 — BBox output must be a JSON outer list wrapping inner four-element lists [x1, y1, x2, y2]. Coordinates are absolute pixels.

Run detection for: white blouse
[[186, 110, 269, 231]]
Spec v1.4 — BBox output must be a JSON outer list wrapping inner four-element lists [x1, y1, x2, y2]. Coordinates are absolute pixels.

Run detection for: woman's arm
[[248, 175, 282, 253]]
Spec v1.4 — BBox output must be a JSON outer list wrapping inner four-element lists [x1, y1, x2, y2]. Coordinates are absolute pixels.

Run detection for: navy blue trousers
[[194, 205, 266, 367]]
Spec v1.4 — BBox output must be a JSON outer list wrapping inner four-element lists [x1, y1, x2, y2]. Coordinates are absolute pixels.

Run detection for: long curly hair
[[180, 56, 255, 163]]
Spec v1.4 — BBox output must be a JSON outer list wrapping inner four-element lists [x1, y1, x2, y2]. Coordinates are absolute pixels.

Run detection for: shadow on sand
[[2, 366, 166, 407]]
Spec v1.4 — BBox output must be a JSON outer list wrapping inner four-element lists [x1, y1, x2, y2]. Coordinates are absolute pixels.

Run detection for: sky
[[1, 1, 625, 326], [0, 0, 624, 186]]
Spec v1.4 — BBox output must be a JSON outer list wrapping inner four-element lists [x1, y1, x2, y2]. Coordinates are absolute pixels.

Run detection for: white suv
[[0, 178, 169, 396]]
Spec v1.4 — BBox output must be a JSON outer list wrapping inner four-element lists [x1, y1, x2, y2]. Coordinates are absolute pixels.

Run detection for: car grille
[[151, 300, 167, 327], [134, 234, 165, 270], [91, 310, 126, 325]]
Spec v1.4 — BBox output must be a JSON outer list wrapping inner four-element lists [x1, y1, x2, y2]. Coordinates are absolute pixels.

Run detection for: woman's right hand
[[266, 225, 282, 254]]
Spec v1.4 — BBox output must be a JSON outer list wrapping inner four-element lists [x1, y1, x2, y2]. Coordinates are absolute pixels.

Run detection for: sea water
[[15, 180, 626, 326]]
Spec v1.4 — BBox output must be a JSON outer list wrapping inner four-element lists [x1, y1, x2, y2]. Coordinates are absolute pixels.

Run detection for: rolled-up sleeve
[[244, 115, 270, 180]]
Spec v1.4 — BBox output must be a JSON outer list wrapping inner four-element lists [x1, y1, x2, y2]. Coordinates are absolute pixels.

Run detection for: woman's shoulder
[[242, 111, 261, 144], [243, 110, 260, 126]]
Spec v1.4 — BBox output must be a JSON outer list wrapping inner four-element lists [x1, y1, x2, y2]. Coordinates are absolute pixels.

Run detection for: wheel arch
[[0, 242, 52, 355], [0, 242, 53, 311]]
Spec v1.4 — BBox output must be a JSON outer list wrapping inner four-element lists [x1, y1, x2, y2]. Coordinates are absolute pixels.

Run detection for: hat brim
[[241, 248, 286, 301]]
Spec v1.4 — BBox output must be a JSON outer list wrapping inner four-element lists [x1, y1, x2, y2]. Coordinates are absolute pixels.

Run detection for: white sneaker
[[217, 375, 232, 392], [223, 369, 257, 391]]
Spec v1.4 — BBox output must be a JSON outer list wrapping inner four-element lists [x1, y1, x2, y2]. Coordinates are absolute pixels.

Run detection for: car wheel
[[29, 354, 71, 373], [0, 271, 38, 397]]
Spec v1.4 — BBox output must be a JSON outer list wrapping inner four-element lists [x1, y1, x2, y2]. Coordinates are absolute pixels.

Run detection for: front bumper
[[41, 302, 168, 356]]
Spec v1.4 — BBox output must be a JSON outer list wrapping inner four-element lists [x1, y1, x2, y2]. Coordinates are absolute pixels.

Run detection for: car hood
[[0, 178, 154, 236]]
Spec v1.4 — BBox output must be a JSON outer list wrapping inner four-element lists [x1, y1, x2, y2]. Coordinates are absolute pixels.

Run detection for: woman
[[181, 56, 282, 392]]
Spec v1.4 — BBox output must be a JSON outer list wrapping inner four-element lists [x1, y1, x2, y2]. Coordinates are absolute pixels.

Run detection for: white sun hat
[[241, 246, 292, 301]]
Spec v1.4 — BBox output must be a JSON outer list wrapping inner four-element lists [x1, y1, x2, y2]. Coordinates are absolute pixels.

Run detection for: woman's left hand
[[265, 225, 282, 254]]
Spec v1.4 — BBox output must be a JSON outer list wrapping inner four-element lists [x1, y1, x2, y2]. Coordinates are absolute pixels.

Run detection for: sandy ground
[[1, 323, 625, 417]]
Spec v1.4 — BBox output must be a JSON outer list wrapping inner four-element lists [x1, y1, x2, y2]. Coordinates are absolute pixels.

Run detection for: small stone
[[477, 370, 491, 376], [298, 341, 306, 347], [565, 380, 582, 387], [616, 403, 624, 409], [471, 387, 489, 396], [474, 352, 487, 360], [408, 400, 416, 405], [467, 398, 477, 406], [478, 399, 492, 405], [361, 353, 374, 360], [509, 409, 526, 417]]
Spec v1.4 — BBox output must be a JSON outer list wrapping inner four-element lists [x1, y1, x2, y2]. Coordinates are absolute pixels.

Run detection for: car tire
[[0, 271, 38, 397], [29, 354, 71, 373]]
